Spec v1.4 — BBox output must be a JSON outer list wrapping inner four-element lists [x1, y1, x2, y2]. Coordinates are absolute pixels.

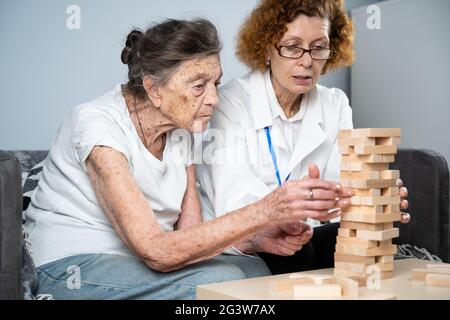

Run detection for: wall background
[[1, 0, 387, 150]]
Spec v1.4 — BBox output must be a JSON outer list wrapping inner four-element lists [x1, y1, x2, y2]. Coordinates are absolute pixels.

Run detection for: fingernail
[[336, 184, 342, 190]]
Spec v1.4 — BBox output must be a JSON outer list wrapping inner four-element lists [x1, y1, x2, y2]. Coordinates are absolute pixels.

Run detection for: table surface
[[196, 259, 450, 300]]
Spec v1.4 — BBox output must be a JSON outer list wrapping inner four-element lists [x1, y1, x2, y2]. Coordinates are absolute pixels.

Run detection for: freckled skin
[[159, 55, 222, 132]]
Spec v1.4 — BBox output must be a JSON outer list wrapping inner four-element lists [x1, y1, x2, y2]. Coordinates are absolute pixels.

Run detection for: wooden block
[[411, 269, 428, 281], [357, 228, 399, 241], [293, 284, 342, 299], [425, 273, 450, 287], [355, 145, 397, 155], [383, 222, 394, 229], [341, 162, 389, 172], [382, 155, 395, 162], [341, 178, 397, 189], [351, 195, 400, 206], [336, 236, 378, 248], [341, 212, 401, 224], [340, 221, 386, 231], [343, 205, 383, 214], [338, 137, 376, 147], [335, 243, 397, 257], [427, 263, 450, 271], [375, 137, 401, 145], [380, 170, 400, 180], [379, 240, 392, 247], [341, 171, 380, 180], [269, 277, 314, 292], [381, 187, 399, 196], [341, 154, 392, 164], [289, 274, 334, 285], [333, 276, 359, 299], [335, 261, 394, 274], [333, 269, 368, 286], [339, 145, 354, 155], [353, 189, 381, 197], [341, 128, 401, 138], [376, 255, 394, 263], [338, 228, 356, 238], [334, 252, 376, 265]]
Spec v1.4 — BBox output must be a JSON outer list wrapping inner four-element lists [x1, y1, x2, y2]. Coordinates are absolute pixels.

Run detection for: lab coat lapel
[[288, 87, 325, 174]]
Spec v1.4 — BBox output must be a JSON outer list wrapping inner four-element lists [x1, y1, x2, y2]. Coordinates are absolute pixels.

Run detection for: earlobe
[[143, 76, 162, 108]]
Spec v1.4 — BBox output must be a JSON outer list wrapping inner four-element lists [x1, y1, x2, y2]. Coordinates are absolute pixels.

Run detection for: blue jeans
[[36, 253, 271, 300]]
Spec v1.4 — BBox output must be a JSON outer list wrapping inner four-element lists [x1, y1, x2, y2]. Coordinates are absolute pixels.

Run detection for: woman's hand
[[397, 178, 410, 224]]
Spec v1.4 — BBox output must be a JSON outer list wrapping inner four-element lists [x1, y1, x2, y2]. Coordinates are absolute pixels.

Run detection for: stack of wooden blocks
[[334, 128, 402, 283]]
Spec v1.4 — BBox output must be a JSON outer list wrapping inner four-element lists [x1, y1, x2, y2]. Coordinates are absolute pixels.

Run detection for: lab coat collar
[[249, 70, 323, 130]]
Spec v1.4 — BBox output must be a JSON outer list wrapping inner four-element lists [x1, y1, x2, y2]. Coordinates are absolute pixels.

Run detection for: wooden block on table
[[335, 243, 397, 257], [341, 212, 401, 224], [350, 195, 400, 206], [341, 162, 389, 172], [381, 187, 399, 196], [356, 228, 399, 241], [340, 221, 386, 231], [293, 284, 342, 299], [411, 269, 428, 281], [425, 273, 450, 287], [336, 236, 378, 248], [355, 145, 397, 155], [269, 277, 314, 292], [339, 128, 401, 138], [341, 178, 397, 189], [333, 276, 359, 299], [427, 263, 450, 271], [334, 252, 376, 265], [289, 274, 334, 285]]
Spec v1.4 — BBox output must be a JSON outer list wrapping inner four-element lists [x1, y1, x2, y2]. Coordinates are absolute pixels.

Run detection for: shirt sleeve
[[72, 108, 131, 171]]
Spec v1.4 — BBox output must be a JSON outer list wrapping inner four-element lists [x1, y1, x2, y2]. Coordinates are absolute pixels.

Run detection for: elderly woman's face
[[157, 55, 222, 133], [266, 14, 330, 96]]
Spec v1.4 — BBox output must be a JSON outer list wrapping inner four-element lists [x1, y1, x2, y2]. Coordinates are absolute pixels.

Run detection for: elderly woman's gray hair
[[121, 18, 222, 100]]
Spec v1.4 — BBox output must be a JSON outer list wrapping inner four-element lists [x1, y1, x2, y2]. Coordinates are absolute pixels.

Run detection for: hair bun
[[121, 29, 143, 65]]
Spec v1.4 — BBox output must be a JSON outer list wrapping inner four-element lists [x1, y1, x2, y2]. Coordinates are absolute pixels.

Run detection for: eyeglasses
[[275, 45, 334, 60]]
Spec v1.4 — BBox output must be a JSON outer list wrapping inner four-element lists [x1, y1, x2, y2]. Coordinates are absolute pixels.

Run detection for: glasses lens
[[280, 46, 304, 59], [311, 49, 332, 60]]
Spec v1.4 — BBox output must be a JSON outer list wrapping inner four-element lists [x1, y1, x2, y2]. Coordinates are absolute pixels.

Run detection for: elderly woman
[[197, 0, 410, 274], [24, 18, 353, 300]]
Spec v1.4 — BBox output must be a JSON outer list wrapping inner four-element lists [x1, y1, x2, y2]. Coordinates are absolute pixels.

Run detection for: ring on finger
[[309, 189, 314, 200]]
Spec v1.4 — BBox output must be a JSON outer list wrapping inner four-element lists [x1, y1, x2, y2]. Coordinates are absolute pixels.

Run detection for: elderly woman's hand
[[236, 220, 313, 256], [397, 178, 410, 224]]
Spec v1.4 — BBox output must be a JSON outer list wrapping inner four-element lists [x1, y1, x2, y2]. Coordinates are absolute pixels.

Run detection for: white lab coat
[[196, 70, 353, 255]]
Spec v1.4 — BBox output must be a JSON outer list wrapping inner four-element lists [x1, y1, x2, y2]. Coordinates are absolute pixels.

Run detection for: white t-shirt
[[196, 71, 353, 255], [25, 84, 193, 267]]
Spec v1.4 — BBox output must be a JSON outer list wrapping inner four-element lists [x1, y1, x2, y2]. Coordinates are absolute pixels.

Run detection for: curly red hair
[[236, 0, 355, 74]]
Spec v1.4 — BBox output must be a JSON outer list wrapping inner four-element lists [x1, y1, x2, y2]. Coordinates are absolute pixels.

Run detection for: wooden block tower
[[334, 128, 402, 283]]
